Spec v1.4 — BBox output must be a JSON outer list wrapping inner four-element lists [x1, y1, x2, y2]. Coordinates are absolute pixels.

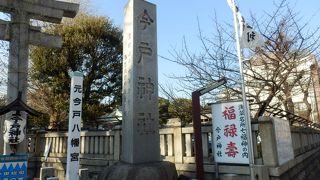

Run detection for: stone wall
[[26, 118, 320, 180], [269, 146, 320, 180], [27, 130, 121, 179]]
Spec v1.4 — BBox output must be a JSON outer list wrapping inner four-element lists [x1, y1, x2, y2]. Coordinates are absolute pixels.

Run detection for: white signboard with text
[[212, 101, 249, 164], [3, 115, 26, 145], [66, 71, 83, 180]]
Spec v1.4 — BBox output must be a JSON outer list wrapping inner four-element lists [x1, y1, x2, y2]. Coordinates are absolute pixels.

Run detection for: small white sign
[[3, 114, 26, 144], [212, 101, 249, 164], [66, 71, 83, 180]]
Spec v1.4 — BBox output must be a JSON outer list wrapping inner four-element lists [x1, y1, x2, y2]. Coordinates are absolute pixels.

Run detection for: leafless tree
[[163, 0, 320, 121]]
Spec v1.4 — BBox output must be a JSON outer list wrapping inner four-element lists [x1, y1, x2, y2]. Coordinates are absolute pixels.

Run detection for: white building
[[243, 54, 320, 123]]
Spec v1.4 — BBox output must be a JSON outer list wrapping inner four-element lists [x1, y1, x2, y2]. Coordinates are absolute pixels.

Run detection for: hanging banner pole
[[230, 0, 255, 179], [66, 71, 83, 180]]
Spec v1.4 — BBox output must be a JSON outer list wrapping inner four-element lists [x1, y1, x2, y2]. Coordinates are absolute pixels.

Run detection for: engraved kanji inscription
[[138, 41, 152, 64], [138, 9, 154, 30], [136, 112, 156, 135], [137, 76, 154, 100]]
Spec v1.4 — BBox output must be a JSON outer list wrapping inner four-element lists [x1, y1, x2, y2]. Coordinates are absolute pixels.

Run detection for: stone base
[[99, 161, 178, 180]]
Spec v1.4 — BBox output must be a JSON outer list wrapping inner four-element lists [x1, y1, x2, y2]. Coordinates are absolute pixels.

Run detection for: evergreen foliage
[[29, 14, 123, 129]]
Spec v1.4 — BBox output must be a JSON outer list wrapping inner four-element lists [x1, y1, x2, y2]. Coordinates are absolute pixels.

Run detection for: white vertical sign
[[3, 114, 26, 144], [66, 71, 83, 180], [212, 101, 249, 164]]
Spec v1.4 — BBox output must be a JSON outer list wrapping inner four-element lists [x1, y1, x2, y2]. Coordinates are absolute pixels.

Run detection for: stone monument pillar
[[4, 11, 30, 155], [122, 0, 159, 163], [99, 0, 177, 179]]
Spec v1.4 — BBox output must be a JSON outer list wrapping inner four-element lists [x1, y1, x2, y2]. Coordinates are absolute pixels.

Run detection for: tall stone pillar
[[99, 0, 177, 179], [122, 0, 159, 163], [4, 11, 30, 154]]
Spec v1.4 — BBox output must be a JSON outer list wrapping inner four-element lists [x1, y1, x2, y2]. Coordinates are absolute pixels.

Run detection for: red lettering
[[222, 106, 236, 120], [225, 141, 238, 158], [223, 124, 238, 137]]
